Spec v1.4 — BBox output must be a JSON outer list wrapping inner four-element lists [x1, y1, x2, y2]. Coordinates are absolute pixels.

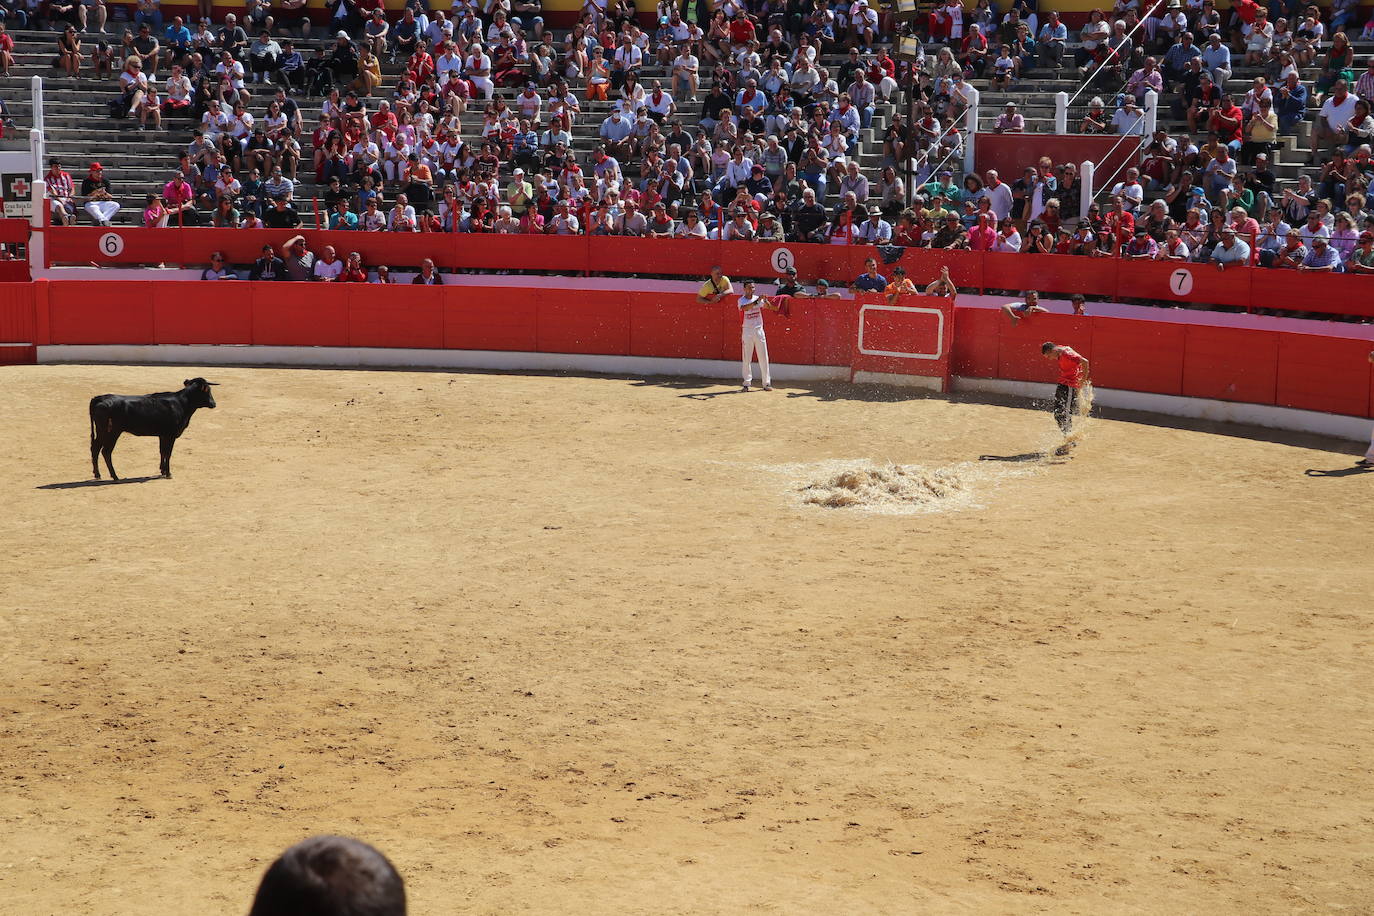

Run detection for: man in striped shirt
[[44, 159, 75, 227]]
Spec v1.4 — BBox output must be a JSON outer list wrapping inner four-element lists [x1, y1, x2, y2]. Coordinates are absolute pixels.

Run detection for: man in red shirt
[[1209, 93, 1244, 150], [44, 159, 75, 226], [1041, 341, 1091, 437], [728, 15, 757, 50]]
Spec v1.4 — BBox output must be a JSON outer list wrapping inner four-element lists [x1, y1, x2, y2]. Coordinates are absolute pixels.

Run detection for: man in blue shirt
[[1299, 236, 1343, 271], [512, 120, 540, 170], [1162, 31, 1200, 83], [163, 16, 192, 66], [393, 10, 420, 63], [1274, 72, 1308, 134], [276, 40, 305, 92], [851, 257, 887, 292], [1200, 33, 1232, 86], [1211, 227, 1251, 268], [1037, 12, 1068, 69]]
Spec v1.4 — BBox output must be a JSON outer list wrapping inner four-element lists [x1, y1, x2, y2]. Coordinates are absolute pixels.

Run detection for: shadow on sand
[[1303, 466, 1374, 479], [37, 476, 162, 490]]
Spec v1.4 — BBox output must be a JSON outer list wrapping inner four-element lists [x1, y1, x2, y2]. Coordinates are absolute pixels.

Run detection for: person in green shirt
[[1348, 231, 1374, 273], [1222, 175, 1255, 215], [328, 198, 358, 230], [919, 169, 961, 204]]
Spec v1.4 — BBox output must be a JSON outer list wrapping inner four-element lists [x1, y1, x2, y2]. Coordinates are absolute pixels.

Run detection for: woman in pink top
[[967, 211, 997, 251]]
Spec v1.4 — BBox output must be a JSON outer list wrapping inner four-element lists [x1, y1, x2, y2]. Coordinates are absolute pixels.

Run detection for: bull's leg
[[102, 431, 121, 481], [91, 434, 102, 479], [159, 436, 175, 479]]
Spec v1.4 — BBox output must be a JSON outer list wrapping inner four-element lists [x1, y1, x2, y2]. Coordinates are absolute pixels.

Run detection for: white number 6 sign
[[1169, 268, 1193, 297], [98, 232, 125, 258], [770, 247, 795, 273]]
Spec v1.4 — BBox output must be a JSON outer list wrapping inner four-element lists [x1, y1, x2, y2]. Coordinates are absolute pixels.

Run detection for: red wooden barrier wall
[[3, 280, 1372, 422], [971, 308, 1373, 419], [43, 229, 1374, 320]]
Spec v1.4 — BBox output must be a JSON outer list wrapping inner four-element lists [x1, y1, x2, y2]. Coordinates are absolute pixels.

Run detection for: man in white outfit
[[737, 280, 779, 392]]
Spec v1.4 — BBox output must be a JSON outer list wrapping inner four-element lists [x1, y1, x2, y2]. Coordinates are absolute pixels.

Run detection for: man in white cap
[[505, 167, 533, 217], [849, 0, 879, 50]]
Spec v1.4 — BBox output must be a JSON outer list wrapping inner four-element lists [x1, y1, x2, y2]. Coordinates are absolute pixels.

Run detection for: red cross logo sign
[[10, 177, 29, 198]]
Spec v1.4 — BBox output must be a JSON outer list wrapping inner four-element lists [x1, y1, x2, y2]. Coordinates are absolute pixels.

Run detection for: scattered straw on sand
[[754, 459, 1041, 515], [801, 464, 975, 512]]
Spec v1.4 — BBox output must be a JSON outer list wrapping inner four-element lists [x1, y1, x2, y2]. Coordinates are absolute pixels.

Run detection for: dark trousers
[[1053, 384, 1079, 433]]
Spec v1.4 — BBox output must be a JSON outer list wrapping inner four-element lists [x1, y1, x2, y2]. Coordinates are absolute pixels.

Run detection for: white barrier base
[[36, 345, 1370, 443], [953, 377, 1371, 443], [851, 370, 943, 393], [37, 344, 849, 384]]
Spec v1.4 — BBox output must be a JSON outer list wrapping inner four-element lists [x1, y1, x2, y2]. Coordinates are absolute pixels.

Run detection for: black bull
[[89, 378, 218, 480]]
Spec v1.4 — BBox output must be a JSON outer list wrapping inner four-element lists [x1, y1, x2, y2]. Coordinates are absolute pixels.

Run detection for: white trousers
[[1366, 427, 1374, 460], [85, 200, 121, 225], [470, 76, 494, 99], [742, 325, 770, 387]]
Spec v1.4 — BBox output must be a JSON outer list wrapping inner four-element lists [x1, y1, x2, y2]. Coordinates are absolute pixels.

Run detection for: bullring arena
[[3, 353, 1372, 913], [7, 0, 1374, 905]]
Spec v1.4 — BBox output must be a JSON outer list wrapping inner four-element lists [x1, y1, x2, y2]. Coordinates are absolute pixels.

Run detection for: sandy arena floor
[[1, 363, 1371, 915]]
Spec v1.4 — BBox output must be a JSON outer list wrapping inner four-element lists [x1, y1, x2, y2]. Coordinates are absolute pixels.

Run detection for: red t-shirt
[[1057, 347, 1086, 388], [1107, 210, 1135, 243], [729, 19, 757, 44]]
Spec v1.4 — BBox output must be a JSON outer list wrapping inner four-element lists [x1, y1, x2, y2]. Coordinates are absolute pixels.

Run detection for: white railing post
[[963, 86, 979, 175], [30, 76, 43, 143], [1079, 159, 1095, 220], [29, 166, 45, 275], [28, 127, 43, 184], [1142, 90, 1158, 146], [1055, 91, 1069, 134]]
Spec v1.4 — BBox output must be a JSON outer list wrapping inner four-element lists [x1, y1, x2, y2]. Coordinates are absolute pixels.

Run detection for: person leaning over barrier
[[851, 257, 886, 293], [812, 278, 842, 298], [697, 265, 733, 304], [884, 266, 916, 305], [1003, 290, 1047, 325], [248, 835, 406, 916], [1211, 227, 1251, 269]]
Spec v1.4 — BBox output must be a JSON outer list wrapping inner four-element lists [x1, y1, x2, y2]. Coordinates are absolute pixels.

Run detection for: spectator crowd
[[26, 0, 1374, 278]]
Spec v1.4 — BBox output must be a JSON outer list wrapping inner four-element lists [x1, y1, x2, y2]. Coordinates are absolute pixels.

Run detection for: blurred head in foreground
[[249, 835, 405, 916]]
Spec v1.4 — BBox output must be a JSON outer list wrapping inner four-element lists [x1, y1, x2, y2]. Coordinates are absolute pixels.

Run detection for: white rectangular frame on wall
[[856, 304, 945, 361]]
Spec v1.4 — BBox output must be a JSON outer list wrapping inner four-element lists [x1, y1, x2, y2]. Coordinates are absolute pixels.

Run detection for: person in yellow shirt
[[921, 193, 953, 223], [697, 265, 733, 303], [883, 266, 917, 305]]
